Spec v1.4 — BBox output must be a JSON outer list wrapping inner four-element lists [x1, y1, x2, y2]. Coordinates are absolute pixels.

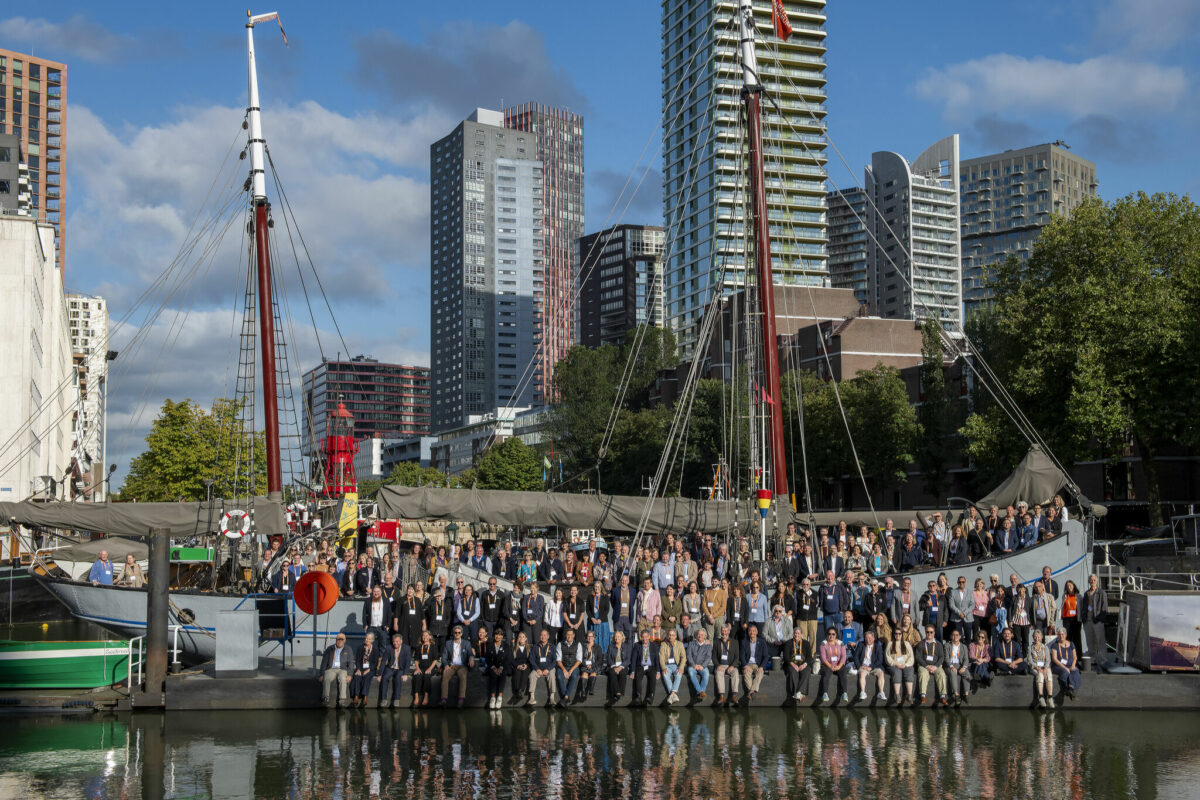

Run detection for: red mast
[[738, 0, 789, 502], [246, 12, 284, 499]]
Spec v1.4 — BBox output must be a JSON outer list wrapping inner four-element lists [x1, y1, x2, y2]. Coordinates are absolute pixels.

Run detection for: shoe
[[959, 693, 969, 705], [1047, 697, 1056, 709], [698, 691, 705, 700], [604, 700, 614, 708], [939, 695, 948, 707], [821, 693, 830, 703], [669, 692, 678, 704], [457, 698, 465, 708], [858, 691, 867, 701], [919, 694, 926, 705], [840, 693, 849, 703], [877, 692, 887, 702], [716, 694, 726, 705], [439, 699, 447, 708], [1067, 689, 1076, 700], [793, 691, 803, 700], [1037, 697, 1046, 708]]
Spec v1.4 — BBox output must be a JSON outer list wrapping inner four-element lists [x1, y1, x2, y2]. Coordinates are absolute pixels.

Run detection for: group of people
[[318, 521, 1104, 711]]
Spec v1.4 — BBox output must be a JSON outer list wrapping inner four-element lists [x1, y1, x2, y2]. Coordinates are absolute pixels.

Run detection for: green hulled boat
[[0, 639, 130, 689]]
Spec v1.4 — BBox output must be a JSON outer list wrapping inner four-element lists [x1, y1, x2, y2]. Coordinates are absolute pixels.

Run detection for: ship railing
[[126, 624, 183, 690]]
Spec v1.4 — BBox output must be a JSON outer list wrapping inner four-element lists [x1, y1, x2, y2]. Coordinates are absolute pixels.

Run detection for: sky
[[2, 0, 1197, 489]]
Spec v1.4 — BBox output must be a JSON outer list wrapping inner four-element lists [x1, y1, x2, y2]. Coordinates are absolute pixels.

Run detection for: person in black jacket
[[425, 587, 452, 652], [481, 628, 510, 709], [604, 630, 632, 707], [378, 632, 412, 708], [479, 577, 505, 641], [578, 630, 606, 702], [712, 624, 741, 705], [362, 586, 393, 646], [782, 627, 813, 703], [349, 632, 383, 707], [509, 631, 533, 705], [630, 629, 660, 707], [319, 633, 355, 708]]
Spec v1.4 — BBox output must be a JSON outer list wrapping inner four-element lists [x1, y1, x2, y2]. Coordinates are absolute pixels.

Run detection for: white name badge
[[436, 615, 443, 622], [977, 605, 986, 612], [1035, 661, 1045, 668], [925, 656, 934, 663], [668, 657, 676, 665], [802, 604, 810, 611], [830, 657, 839, 665], [488, 602, 496, 609], [409, 609, 417, 615], [721, 654, 729, 662], [734, 613, 742, 620], [707, 601, 714, 608]]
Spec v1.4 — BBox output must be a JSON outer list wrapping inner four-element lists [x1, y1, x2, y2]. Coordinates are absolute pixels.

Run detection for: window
[[0, 147, 9, 162], [0, 180, 9, 194]]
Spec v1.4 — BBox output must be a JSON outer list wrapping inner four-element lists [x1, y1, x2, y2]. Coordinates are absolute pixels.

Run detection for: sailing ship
[[2, 4, 1097, 661]]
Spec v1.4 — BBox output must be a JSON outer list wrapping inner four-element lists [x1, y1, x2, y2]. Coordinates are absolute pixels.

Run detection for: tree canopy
[[961, 192, 1200, 524], [476, 436, 543, 491], [120, 398, 265, 501]]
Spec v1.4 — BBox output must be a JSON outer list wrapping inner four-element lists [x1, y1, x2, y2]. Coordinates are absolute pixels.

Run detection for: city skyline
[[0, 1, 1196, 486]]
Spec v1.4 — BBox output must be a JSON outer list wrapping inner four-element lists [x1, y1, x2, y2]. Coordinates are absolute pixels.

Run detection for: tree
[[916, 319, 953, 499], [476, 437, 542, 491], [121, 398, 266, 501], [961, 192, 1200, 525]]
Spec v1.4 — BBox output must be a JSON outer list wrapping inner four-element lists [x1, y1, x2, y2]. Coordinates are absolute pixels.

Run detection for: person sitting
[[915, 625, 948, 706], [555, 628, 584, 707], [969, 631, 992, 691], [942, 629, 971, 706], [439, 625, 475, 708], [782, 627, 814, 703], [659, 628, 687, 705], [630, 629, 661, 707], [117, 553, 145, 588], [684, 628, 712, 702], [885, 634, 914, 706], [349, 632, 382, 708], [319, 632, 355, 708], [740, 625, 768, 703], [1028, 629, 1055, 708], [1049, 626, 1082, 700], [378, 632, 412, 708], [817, 626, 850, 705], [991, 627, 1027, 675], [712, 624, 741, 706], [854, 629, 887, 702], [604, 630, 631, 707]]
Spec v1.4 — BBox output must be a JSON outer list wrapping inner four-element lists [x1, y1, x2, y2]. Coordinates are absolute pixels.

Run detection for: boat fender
[[220, 509, 251, 539]]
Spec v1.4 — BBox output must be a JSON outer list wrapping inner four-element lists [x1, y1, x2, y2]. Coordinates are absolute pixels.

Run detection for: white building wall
[[0, 218, 76, 500]]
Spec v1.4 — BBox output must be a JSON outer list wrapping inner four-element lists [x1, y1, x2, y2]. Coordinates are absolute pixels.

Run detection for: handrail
[[126, 624, 183, 690]]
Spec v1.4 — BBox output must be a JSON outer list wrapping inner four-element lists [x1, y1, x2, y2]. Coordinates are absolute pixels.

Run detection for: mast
[[246, 11, 284, 500], [738, 0, 789, 504]]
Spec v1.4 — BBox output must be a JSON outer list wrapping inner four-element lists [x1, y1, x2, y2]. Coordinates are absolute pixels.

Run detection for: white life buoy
[[220, 509, 251, 539]]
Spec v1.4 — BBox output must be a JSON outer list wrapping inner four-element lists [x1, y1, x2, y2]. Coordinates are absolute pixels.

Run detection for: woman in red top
[[1060, 580, 1083, 653]]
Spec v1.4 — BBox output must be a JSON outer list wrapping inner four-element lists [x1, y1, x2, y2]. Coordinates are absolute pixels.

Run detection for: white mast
[[246, 11, 285, 204]]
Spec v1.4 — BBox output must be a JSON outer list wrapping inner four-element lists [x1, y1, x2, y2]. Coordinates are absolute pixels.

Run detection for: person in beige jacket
[[659, 629, 688, 704]]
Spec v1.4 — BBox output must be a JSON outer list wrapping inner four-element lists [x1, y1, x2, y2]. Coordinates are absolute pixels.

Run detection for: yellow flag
[[338, 492, 358, 533]]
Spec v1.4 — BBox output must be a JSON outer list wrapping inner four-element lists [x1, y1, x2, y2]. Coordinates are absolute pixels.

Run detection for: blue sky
[[3, 0, 1197, 486]]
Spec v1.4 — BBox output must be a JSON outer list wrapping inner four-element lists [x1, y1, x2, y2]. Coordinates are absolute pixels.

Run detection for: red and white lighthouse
[[321, 401, 359, 497]]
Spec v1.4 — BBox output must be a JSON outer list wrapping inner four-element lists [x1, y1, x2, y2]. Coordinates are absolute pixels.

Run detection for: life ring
[[220, 509, 251, 539]]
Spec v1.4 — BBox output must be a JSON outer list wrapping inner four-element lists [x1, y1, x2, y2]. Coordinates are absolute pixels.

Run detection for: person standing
[[117, 554, 145, 588], [319, 632, 355, 708], [587, 580, 613, 653], [88, 550, 115, 586], [363, 586, 393, 646], [1080, 574, 1109, 670], [520, 581, 546, 646], [480, 577, 504, 641], [1059, 580, 1084, 654]]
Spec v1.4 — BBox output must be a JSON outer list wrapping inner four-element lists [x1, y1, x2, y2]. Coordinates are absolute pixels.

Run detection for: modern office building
[[430, 109, 547, 432], [0, 50, 66, 278], [0, 132, 31, 216], [826, 187, 869, 304], [577, 224, 665, 348], [960, 142, 1098, 311], [661, 0, 829, 355], [66, 292, 109, 500], [430, 407, 527, 477], [503, 103, 585, 389], [864, 134, 962, 329], [0, 217, 73, 500], [301, 356, 430, 457]]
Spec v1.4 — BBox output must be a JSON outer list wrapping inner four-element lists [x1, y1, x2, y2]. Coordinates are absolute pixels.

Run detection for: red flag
[[772, 0, 793, 41]]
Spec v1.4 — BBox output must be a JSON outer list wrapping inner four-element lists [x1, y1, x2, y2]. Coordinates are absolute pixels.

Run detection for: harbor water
[[1, 709, 1198, 799]]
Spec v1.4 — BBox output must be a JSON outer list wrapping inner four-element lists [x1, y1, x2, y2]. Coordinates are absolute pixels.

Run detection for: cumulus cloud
[[914, 54, 1187, 122], [0, 14, 160, 63], [354, 21, 590, 117]]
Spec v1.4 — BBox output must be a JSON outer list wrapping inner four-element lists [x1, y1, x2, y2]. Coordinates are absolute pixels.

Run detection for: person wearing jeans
[[659, 629, 687, 704], [555, 628, 583, 707], [685, 628, 712, 699]]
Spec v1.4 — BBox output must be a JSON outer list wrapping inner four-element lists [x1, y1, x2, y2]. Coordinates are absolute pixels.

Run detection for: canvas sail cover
[[976, 444, 1103, 515], [0, 498, 288, 538]]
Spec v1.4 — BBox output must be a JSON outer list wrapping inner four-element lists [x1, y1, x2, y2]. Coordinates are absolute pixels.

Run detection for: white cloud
[[0, 14, 134, 63], [914, 54, 1187, 122], [1094, 0, 1200, 53]]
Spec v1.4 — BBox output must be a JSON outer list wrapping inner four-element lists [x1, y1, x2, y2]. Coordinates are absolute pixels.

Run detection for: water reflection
[[1, 709, 1198, 799]]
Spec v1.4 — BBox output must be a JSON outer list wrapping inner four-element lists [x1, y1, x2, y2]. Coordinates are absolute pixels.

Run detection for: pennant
[[543, 455, 552, 469], [772, 0, 793, 41]]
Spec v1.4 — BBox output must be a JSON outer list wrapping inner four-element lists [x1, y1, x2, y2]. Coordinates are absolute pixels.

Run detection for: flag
[[772, 0, 793, 41], [543, 455, 553, 469]]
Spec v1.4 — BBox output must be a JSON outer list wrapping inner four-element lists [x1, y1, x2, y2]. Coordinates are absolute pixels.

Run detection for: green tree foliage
[[916, 319, 954, 499], [120, 398, 266, 501], [961, 192, 1200, 524], [476, 436, 542, 491], [358, 462, 450, 499]]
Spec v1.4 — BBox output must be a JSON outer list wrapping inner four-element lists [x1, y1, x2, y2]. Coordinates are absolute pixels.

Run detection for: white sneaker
[[669, 691, 678, 704], [877, 692, 887, 701], [858, 691, 867, 700], [793, 691, 803, 700]]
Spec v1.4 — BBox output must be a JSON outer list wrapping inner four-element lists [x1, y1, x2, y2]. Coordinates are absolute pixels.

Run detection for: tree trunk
[[1134, 433, 1164, 527]]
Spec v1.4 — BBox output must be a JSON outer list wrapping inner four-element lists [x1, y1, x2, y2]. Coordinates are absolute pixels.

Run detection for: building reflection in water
[[1, 709, 1197, 799]]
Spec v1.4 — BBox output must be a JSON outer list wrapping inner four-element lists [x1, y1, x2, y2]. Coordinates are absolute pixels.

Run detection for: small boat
[[0, 638, 131, 689]]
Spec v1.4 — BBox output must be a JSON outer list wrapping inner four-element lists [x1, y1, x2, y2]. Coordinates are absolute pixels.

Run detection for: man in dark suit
[[740, 625, 769, 701], [479, 576, 505, 640], [354, 556, 382, 596], [630, 629, 661, 706], [538, 548, 565, 589], [712, 624, 741, 705], [824, 550, 846, 580], [378, 632, 412, 708], [855, 629, 887, 701]]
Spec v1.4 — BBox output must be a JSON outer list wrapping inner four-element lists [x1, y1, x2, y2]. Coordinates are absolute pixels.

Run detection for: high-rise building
[[67, 292, 109, 500], [302, 356, 430, 458], [0, 217, 73, 500], [0, 50, 66, 278], [661, 0, 829, 355], [430, 109, 545, 432], [865, 135, 962, 329], [826, 188, 869, 303], [960, 142, 1098, 312], [0, 132, 31, 216], [503, 103, 585, 390], [577, 224, 665, 348]]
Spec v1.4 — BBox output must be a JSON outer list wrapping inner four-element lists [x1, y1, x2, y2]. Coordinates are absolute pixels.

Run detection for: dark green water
[[1, 709, 1197, 799], [1, 619, 119, 642]]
